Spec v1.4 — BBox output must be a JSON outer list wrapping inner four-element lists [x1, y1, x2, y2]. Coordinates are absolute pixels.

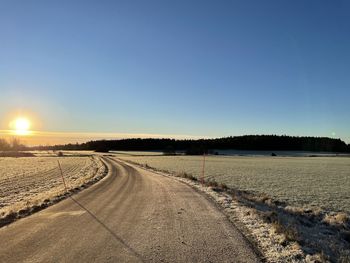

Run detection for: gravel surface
[[0, 157, 261, 262]]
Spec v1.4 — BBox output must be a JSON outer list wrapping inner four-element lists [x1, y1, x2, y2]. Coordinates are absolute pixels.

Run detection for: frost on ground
[[0, 155, 107, 226], [117, 154, 350, 214], [121, 159, 350, 263]]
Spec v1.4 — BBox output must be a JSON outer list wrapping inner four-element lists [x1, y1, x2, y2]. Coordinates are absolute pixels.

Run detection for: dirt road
[[0, 157, 260, 262]]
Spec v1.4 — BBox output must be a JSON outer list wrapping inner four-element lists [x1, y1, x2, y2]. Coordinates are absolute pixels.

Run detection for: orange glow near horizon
[[10, 117, 32, 136], [0, 129, 210, 146]]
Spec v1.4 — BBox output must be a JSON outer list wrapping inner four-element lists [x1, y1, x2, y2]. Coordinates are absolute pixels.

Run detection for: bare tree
[[0, 138, 11, 151]]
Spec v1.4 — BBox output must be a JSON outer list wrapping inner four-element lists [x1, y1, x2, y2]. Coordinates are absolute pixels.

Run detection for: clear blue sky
[[1, 0, 349, 143]]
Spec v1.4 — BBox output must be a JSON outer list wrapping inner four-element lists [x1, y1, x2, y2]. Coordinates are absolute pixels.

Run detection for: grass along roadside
[[0, 155, 108, 228], [120, 158, 350, 263]]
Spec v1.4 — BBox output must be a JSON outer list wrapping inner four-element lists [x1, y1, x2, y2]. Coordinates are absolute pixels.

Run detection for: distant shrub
[[57, 151, 64, 157]]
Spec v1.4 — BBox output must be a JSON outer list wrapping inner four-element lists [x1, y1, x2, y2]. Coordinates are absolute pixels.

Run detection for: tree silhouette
[[31, 135, 350, 154]]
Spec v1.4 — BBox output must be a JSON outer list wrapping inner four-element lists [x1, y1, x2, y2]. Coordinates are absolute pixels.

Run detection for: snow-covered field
[[115, 154, 350, 214], [0, 155, 106, 219]]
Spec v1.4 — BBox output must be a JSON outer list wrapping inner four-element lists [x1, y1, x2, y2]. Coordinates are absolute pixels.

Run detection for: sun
[[12, 118, 31, 135]]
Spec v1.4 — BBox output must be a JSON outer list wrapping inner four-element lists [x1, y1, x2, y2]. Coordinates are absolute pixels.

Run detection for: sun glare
[[12, 118, 31, 135]]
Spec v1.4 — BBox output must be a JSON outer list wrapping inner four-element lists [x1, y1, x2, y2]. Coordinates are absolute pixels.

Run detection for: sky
[[1, 0, 350, 145]]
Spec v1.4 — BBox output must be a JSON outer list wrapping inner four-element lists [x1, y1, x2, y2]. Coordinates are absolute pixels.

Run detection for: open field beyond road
[[0, 157, 260, 262], [0, 155, 106, 220], [117, 154, 350, 213]]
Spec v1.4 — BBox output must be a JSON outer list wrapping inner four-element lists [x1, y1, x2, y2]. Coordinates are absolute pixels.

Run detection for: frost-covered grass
[[111, 151, 164, 156], [124, 159, 350, 263], [0, 155, 106, 223], [116, 155, 350, 214], [27, 150, 95, 157], [26, 150, 58, 157]]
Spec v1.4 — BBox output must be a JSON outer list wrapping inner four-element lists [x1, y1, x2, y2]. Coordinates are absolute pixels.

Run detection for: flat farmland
[[116, 154, 350, 214], [0, 155, 106, 218]]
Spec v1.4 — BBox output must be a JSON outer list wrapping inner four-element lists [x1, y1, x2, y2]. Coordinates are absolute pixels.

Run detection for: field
[[0, 155, 106, 218], [116, 154, 350, 214], [109, 151, 163, 156]]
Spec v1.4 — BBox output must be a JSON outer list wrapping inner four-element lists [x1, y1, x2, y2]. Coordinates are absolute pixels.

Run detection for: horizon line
[[0, 130, 213, 146], [0, 130, 349, 146]]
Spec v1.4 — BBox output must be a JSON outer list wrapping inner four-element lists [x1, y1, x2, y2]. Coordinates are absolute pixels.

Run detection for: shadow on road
[[70, 196, 145, 262]]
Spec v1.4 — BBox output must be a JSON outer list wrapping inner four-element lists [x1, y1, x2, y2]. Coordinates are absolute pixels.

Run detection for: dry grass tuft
[[177, 172, 197, 181], [261, 211, 278, 223], [323, 212, 349, 226], [306, 251, 330, 263], [271, 221, 301, 246], [206, 179, 219, 188]]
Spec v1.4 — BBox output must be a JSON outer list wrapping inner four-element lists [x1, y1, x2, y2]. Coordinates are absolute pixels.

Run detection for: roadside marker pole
[[57, 160, 68, 193], [201, 152, 206, 186]]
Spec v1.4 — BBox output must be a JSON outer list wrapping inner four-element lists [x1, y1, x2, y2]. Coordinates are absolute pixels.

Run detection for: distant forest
[[27, 135, 350, 154]]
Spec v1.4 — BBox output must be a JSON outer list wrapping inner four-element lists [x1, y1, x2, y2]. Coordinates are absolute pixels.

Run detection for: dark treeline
[[0, 138, 27, 151], [30, 135, 350, 154]]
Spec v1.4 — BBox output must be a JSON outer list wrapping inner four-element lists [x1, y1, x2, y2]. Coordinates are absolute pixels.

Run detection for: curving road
[[0, 157, 260, 262]]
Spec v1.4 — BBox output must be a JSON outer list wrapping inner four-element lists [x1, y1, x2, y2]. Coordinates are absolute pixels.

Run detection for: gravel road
[[0, 157, 260, 262]]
